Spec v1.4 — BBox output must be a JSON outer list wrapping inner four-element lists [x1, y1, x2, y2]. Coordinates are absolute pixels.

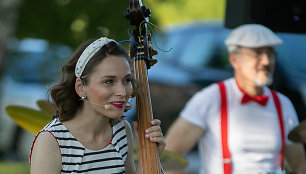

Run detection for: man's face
[[231, 46, 276, 86]]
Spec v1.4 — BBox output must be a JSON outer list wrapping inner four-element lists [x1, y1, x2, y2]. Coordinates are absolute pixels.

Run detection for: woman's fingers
[[145, 131, 163, 139], [145, 119, 162, 133], [145, 126, 161, 134], [148, 136, 165, 145], [147, 119, 166, 154], [150, 119, 161, 125], [133, 119, 166, 154]]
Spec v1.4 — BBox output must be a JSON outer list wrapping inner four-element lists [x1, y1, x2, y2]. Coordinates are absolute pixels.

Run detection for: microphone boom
[[83, 99, 110, 110]]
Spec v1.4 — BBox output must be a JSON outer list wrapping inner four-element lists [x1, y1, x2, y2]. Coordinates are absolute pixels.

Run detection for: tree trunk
[[0, 0, 22, 158], [0, 0, 22, 77]]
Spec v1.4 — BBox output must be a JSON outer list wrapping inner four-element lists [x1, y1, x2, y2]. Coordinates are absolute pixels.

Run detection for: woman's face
[[84, 55, 133, 118]]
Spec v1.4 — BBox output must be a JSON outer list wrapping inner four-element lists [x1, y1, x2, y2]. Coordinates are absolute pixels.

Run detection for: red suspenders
[[218, 82, 232, 174], [271, 90, 285, 168], [217, 82, 285, 174]]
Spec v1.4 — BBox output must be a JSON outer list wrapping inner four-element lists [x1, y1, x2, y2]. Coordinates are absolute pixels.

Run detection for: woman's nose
[[116, 83, 126, 96]]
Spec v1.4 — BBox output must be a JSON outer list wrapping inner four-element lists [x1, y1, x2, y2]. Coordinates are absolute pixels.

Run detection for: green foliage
[[145, 0, 225, 26], [14, 0, 225, 48], [0, 162, 30, 174], [15, 0, 130, 48]]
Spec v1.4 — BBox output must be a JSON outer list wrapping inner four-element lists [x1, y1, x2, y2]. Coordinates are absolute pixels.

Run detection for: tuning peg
[[150, 48, 158, 57], [141, 6, 151, 18], [149, 59, 157, 67], [124, 8, 130, 20], [151, 49, 158, 56]]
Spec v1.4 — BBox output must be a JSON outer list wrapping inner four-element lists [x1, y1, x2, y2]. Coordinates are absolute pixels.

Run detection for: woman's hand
[[133, 119, 166, 155]]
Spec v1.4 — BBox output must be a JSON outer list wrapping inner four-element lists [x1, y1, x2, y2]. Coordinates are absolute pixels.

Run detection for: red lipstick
[[110, 101, 125, 109]]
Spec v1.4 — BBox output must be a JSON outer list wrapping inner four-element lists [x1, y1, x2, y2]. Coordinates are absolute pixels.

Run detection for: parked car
[[0, 38, 71, 160], [137, 21, 306, 134]]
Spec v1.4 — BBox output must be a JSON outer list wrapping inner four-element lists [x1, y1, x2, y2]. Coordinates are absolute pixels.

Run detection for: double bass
[[124, 0, 162, 173]]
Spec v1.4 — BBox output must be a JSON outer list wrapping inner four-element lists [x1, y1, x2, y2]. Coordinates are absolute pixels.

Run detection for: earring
[[81, 96, 86, 100]]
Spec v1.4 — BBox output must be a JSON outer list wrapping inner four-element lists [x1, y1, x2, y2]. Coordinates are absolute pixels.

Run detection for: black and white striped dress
[[32, 118, 128, 174]]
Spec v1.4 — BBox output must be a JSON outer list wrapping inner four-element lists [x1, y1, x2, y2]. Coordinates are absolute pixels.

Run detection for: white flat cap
[[225, 24, 283, 48]]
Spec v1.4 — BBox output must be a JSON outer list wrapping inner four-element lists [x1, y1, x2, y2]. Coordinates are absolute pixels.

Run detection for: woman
[[30, 37, 165, 174]]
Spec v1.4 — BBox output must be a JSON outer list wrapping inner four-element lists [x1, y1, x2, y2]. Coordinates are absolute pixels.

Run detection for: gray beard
[[254, 74, 273, 87]]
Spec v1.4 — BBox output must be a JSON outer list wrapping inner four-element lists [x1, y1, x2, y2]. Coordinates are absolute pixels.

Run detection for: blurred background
[[0, 0, 305, 173]]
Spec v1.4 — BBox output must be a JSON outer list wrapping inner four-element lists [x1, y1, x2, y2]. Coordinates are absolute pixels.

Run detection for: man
[[165, 24, 306, 174]]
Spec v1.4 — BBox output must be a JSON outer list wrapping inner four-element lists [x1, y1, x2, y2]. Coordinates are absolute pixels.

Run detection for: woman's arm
[[30, 132, 62, 174]]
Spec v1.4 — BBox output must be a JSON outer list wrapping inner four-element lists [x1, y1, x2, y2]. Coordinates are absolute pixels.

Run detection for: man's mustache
[[257, 66, 271, 72]]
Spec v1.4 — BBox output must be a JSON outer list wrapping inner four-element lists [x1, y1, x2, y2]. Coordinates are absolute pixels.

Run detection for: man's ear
[[229, 52, 238, 69], [75, 77, 85, 97]]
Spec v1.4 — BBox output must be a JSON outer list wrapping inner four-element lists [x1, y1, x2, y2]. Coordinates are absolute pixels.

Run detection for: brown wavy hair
[[48, 39, 137, 122]]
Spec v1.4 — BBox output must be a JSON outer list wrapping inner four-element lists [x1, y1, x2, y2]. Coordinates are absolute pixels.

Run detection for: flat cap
[[225, 24, 283, 48]]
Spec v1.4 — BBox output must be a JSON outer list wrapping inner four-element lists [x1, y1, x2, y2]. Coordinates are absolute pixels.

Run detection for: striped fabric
[[40, 118, 128, 174]]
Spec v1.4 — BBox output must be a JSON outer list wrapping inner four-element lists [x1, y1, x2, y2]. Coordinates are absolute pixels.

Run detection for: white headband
[[75, 37, 116, 77]]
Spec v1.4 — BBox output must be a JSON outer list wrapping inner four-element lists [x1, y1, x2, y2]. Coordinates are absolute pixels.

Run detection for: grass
[[0, 162, 30, 174], [0, 161, 199, 174]]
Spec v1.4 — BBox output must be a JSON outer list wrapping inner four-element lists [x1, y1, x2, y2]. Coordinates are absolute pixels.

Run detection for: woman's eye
[[125, 78, 132, 84], [105, 80, 113, 84]]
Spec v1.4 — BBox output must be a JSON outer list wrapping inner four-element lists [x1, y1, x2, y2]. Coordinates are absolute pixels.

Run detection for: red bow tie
[[241, 94, 269, 106], [235, 80, 269, 106]]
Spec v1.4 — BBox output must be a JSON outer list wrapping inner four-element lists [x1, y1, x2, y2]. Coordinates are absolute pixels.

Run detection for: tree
[[0, 0, 22, 76], [145, 0, 225, 26], [13, 0, 225, 49], [14, 0, 131, 49]]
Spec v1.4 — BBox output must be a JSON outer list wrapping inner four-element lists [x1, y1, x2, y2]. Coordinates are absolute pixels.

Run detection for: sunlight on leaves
[[145, 0, 225, 26]]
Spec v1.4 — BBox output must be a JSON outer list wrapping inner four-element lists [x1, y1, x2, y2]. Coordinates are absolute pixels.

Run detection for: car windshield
[[5, 38, 72, 84], [276, 32, 306, 73], [154, 23, 232, 71]]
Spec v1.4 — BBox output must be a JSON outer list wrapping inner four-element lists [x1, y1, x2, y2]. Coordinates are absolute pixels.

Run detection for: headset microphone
[[83, 99, 111, 110], [104, 105, 110, 110]]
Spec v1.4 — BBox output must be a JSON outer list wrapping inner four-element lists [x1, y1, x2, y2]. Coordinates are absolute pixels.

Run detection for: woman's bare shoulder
[[30, 131, 61, 174]]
